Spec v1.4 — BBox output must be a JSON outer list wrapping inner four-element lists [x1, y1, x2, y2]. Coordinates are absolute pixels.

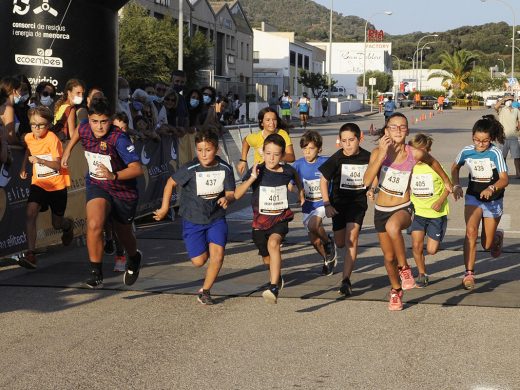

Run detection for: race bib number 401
[[84, 151, 112, 180], [259, 185, 288, 215], [196, 170, 225, 199], [35, 154, 59, 179], [340, 164, 367, 190], [379, 166, 411, 198], [411, 173, 434, 198]]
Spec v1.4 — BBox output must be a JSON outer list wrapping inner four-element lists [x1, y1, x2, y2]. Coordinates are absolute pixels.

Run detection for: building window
[[154, 0, 171, 6], [304, 55, 309, 70], [241, 42, 244, 60], [290, 51, 296, 66], [253, 51, 260, 64], [231, 36, 235, 51], [228, 54, 235, 64], [297, 53, 303, 68], [246, 44, 249, 60]]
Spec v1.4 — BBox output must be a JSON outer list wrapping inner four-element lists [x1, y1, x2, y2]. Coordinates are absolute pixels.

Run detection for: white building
[[392, 69, 445, 95]]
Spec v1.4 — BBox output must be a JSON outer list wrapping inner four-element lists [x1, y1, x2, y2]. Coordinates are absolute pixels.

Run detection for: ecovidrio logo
[[15, 48, 63, 68]]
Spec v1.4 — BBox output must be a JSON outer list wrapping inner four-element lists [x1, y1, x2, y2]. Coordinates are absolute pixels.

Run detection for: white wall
[[253, 29, 289, 73], [393, 69, 444, 93]]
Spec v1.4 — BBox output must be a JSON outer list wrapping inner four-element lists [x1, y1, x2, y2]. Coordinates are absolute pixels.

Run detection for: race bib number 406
[[379, 166, 411, 197], [259, 185, 288, 215], [196, 170, 225, 199], [85, 151, 112, 180]]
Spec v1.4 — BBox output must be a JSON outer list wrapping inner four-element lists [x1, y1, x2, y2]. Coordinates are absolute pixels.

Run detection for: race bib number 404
[[35, 154, 59, 179], [259, 185, 288, 215], [196, 170, 225, 199], [303, 178, 322, 202], [85, 151, 112, 180], [340, 164, 367, 190], [467, 158, 493, 182], [411, 173, 434, 198], [379, 166, 411, 198]]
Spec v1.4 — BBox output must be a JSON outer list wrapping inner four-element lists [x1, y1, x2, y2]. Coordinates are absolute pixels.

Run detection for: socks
[[90, 261, 102, 274]]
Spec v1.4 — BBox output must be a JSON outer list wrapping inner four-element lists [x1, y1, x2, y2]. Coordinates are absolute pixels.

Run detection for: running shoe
[[490, 229, 504, 258], [17, 251, 37, 269], [61, 218, 74, 247], [104, 238, 115, 255], [262, 286, 279, 304], [388, 288, 403, 311], [415, 274, 429, 288], [197, 290, 215, 305], [338, 277, 352, 297], [84, 270, 103, 289], [124, 250, 142, 286], [399, 266, 416, 290], [113, 255, 127, 272], [462, 270, 475, 290], [324, 234, 337, 263]]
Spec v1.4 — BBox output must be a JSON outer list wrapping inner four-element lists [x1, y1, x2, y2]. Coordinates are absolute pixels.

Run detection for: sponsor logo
[[33, 0, 58, 17], [170, 143, 177, 160], [0, 164, 11, 188], [13, 0, 58, 17], [127, 145, 135, 153], [100, 142, 107, 151], [141, 147, 150, 165], [15, 48, 63, 68]]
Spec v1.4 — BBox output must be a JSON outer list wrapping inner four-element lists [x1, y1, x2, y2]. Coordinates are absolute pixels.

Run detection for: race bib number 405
[[303, 178, 322, 202], [379, 166, 411, 198], [84, 151, 112, 180], [467, 158, 493, 182], [259, 185, 288, 215], [411, 173, 434, 198], [196, 170, 225, 199], [340, 164, 367, 190], [35, 154, 59, 179]]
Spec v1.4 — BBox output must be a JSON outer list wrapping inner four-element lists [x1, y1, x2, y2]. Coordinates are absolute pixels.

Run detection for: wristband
[[113, 172, 118, 181], [239, 159, 247, 163], [488, 185, 496, 192]]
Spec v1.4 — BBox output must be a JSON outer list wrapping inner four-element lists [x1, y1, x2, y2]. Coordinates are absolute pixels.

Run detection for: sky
[[313, 0, 520, 35]]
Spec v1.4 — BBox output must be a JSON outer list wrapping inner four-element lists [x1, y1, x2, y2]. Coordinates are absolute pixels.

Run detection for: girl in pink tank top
[[363, 113, 452, 311]]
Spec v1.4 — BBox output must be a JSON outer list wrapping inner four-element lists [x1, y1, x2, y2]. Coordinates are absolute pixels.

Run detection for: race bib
[[340, 164, 367, 190], [467, 158, 493, 182], [196, 170, 225, 199], [259, 185, 288, 215], [379, 166, 411, 197], [34, 154, 59, 179], [85, 151, 112, 180], [411, 173, 434, 198], [303, 178, 322, 202]]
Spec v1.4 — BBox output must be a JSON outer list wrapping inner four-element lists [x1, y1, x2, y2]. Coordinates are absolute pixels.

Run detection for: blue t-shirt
[[384, 100, 396, 113], [454, 144, 507, 201], [292, 156, 328, 214]]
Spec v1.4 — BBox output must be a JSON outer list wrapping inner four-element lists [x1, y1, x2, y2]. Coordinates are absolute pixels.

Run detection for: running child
[[235, 133, 304, 304], [61, 97, 144, 289], [452, 115, 508, 290], [292, 130, 336, 275], [409, 134, 450, 287], [153, 129, 235, 305], [297, 92, 311, 129], [319, 123, 371, 296], [363, 113, 452, 311], [17, 106, 74, 268]]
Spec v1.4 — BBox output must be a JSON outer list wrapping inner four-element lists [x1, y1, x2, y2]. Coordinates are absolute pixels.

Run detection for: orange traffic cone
[[429, 112, 433, 119]]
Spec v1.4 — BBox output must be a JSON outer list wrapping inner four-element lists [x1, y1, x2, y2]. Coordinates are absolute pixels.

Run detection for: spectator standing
[[383, 96, 397, 121], [495, 96, 520, 178], [268, 91, 279, 111], [53, 78, 85, 140], [321, 96, 328, 117], [116, 77, 133, 129]]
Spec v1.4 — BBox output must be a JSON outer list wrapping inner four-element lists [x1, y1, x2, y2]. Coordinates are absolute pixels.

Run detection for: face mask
[[19, 94, 29, 103], [147, 95, 158, 104], [505, 100, 512, 107], [41, 96, 53, 106], [203, 95, 212, 105], [73, 96, 83, 105], [190, 98, 200, 108], [28, 102, 37, 109], [133, 101, 144, 111], [13, 95, 21, 105], [119, 88, 130, 101]]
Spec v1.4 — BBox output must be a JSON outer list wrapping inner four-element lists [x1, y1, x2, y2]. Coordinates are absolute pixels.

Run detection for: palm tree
[[428, 49, 479, 93]]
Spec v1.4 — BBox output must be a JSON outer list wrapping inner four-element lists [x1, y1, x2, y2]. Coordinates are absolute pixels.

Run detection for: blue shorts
[[465, 194, 503, 218], [182, 217, 228, 258], [410, 215, 447, 242]]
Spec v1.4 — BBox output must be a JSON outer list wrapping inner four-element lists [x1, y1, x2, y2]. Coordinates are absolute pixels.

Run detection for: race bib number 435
[[467, 158, 493, 182], [259, 185, 288, 215], [196, 170, 225, 199]]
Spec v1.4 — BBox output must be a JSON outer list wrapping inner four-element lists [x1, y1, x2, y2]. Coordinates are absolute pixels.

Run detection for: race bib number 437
[[259, 185, 288, 215], [196, 170, 225, 199]]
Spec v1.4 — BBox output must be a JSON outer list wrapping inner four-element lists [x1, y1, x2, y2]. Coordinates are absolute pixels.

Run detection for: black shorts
[[252, 221, 289, 257], [332, 203, 367, 231], [374, 202, 413, 233], [86, 185, 137, 225], [27, 185, 67, 216]]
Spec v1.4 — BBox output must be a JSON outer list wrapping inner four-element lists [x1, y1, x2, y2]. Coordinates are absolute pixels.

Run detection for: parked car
[[396, 92, 413, 108], [410, 95, 437, 109], [485, 95, 500, 108]]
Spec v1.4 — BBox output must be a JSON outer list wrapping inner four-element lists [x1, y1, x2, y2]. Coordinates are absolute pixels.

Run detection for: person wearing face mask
[[495, 95, 520, 178], [116, 77, 133, 130], [0, 76, 23, 145], [14, 74, 32, 137], [131, 88, 158, 132], [187, 89, 203, 130], [35, 81, 57, 113], [170, 70, 189, 128], [199, 86, 222, 136], [53, 78, 85, 140]]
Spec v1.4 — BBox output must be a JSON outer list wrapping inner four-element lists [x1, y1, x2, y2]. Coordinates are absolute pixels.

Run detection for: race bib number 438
[[379, 166, 411, 198], [196, 170, 225, 199], [259, 185, 288, 215]]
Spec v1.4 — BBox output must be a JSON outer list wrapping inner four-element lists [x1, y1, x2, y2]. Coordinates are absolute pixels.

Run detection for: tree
[[465, 65, 506, 94], [427, 49, 479, 96], [356, 70, 393, 100], [297, 70, 336, 98], [119, 1, 211, 88]]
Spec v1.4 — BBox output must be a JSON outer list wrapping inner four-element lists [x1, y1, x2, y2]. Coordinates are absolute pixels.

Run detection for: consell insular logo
[[15, 48, 63, 68]]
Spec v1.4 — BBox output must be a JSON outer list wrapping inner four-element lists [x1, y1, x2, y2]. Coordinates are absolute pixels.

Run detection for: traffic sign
[[369, 77, 377, 86]]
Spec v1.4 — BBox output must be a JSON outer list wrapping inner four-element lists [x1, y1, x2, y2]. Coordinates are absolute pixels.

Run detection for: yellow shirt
[[410, 163, 449, 218], [245, 129, 292, 164]]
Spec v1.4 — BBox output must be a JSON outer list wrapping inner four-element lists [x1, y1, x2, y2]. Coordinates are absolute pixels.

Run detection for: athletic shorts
[[86, 185, 137, 225], [501, 138, 520, 159], [28, 185, 67, 216], [302, 206, 326, 232], [410, 214, 448, 242], [374, 202, 413, 233], [182, 217, 228, 259], [252, 221, 289, 257], [280, 109, 291, 117], [465, 194, 503, 218], [332, 204, 366, 231]]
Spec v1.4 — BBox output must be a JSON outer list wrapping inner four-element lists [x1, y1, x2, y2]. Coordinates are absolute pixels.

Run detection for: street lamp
[[328, 0, 333, 120], [418, 41, 436, 90], [505, 44, 520, 53], [481, 0, 515, 79], [362, 10, 392, 107], [392, 55, 401, 97], [415, 34, 438, 91]]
